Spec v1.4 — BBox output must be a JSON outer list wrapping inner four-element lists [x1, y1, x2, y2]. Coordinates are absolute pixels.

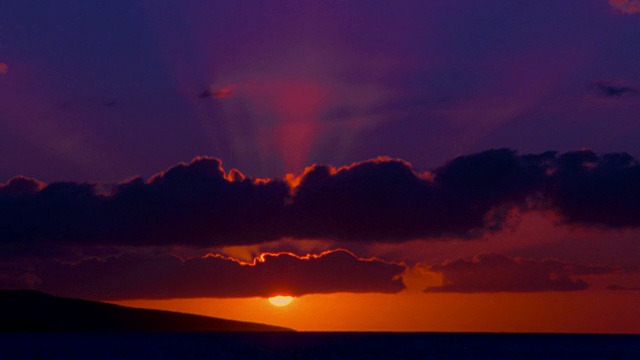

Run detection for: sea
[[0, 332, 639, 359]]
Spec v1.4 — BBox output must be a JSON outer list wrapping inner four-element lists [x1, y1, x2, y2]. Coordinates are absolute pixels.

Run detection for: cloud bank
[[19, 250, 404, 300], [3, 149, 640, 252]]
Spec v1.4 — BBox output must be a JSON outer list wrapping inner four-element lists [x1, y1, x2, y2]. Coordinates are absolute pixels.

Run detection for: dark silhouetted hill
[[0, 290, 292, 332]]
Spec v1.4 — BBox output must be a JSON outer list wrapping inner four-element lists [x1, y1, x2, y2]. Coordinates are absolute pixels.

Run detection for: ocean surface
[[1, 332, 639, 359]]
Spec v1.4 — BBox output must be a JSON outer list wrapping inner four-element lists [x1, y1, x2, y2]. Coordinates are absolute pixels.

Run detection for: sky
[[1, 0, 640, 333]]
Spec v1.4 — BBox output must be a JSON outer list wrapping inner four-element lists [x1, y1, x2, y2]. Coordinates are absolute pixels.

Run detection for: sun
[[268, 295, 294, 307]]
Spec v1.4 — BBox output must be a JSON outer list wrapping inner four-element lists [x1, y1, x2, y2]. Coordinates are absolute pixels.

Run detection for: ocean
[[1, 332, 639, 359]]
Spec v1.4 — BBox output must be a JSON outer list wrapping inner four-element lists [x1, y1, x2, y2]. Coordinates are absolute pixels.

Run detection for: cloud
[[547, 150, 640, 227], [609, 0, 640, 14], [0, 157, 290, 248], [288, 150, 545, 240], [424, 253, 619, 293], [198, 85, 234, 99], [591, 80, 637, 97], [4, 149, 640, 252], [0, 176, 44, 197], [30, 249, 405, 300]]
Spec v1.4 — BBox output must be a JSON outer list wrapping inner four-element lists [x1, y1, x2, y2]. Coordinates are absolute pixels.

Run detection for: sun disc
[[268, 295, 294, 307]]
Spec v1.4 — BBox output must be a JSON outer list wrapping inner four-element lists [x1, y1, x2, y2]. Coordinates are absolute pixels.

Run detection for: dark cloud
[[0, 157, 289, 248], [29, 250, 405, 300], [288, 150, 548, 240], [198, 90, 214, 98], [3, 149, 640, 253], [548, 150, 640, 227], [0, 176, 44, 197], [425, 253, 619, 293], [591, 80, 637, 97]]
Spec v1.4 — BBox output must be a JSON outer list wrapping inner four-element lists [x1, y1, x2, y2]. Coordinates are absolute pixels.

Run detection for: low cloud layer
[[7, 250, 405, 300], [3, 149, 640, 252], [425, 253, 619, 293]]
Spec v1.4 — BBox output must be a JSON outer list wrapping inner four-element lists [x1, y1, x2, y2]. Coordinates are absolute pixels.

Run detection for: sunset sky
[[2, 0, 640, 333]]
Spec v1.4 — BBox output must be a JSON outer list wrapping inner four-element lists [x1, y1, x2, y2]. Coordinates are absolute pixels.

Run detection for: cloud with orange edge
[[4, 149, 640, 253], [24, 249, 406, 300]]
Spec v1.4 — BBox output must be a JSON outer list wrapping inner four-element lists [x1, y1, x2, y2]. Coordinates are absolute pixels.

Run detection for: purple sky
[[2, 0, 639, 182]]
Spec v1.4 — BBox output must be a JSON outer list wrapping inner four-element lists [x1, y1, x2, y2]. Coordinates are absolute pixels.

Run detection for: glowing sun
[[268, 295, 294, 307]]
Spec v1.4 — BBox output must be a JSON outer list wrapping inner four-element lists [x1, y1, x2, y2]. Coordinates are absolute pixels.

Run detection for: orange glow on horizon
[[268, 295, 294, 307], [0, 63, 7, 74], [112, 291, 640, 333], [111, 291, 640, 334]]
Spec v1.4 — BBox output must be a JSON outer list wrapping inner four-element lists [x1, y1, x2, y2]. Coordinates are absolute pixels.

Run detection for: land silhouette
[[0, 290, 291, 332]]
